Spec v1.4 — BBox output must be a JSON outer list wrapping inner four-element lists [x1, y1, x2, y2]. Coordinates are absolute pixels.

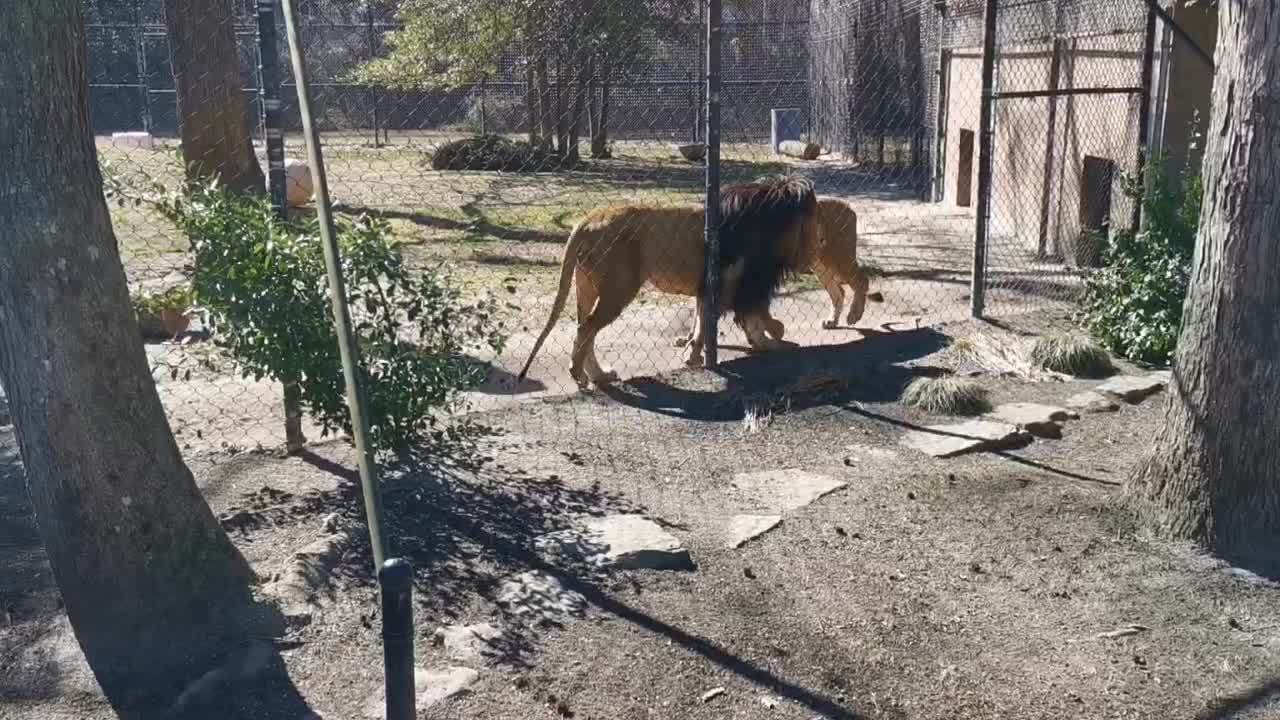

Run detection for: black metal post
[[1132, 4, 1158, 232], [379, 558, 415, 720], [367, 5, 382, 148], [256, 0, 287, 215], [933, 43, 950, 203], [702, 0, 722, 367], [1037, 37, 1064, 258], [971, 0, 998, 319]]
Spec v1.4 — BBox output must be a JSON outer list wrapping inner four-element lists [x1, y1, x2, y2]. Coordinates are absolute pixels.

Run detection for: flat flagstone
[[495, 570, 587, 621], [725, 514, 783, 548], [536, 515, 693, 570], [433, 623, 506, 665], [902, 419, 1030, 458], [1095, 374, 1167, 403], [730, 469, 848, 513], [986, 402, 1078, 438], [1066, 391, 1121, 413]]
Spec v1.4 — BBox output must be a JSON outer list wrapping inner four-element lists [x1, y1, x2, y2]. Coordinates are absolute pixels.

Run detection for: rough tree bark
[[164, 0, 265, 193], [0, 1, 276, 712], [1128, 0, 1280, 570]]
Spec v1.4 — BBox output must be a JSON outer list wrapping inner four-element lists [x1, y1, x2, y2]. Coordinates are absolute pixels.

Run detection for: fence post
[[971, 0, 998, 319], [702, 0, 722, 367], [256, 0, 305, 453], [379, 558, 415, 720], [366, 5, 382, 148], [1132, 3, 1158, 232]]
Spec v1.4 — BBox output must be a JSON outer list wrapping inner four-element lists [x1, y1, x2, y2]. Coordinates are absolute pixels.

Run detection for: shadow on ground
[[603, 326, 951, 421]]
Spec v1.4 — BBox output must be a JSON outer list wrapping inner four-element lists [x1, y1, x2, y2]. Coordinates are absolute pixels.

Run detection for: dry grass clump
[[1029, 334, 1115, 378], [900, 376, 991, 416]]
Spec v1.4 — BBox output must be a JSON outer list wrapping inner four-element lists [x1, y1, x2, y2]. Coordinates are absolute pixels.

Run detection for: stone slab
[[433, 623, 505, 664], [537, 514, 693, 570], [725, 514, 783, 549], [496, 570, 587, 621], [1065, 391, 1121, 414], [364, 667, 479, 718], [1095, 374, 1167, 403], [731, 469, 848, 513], [902, 420, 1029, 458], [986, 402, 1078, 438]]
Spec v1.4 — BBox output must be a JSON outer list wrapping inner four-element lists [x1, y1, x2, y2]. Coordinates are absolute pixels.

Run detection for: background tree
[[164, 0, 265, 192], [1128, 0, 1280, 569], [0, 0, 277, 712]]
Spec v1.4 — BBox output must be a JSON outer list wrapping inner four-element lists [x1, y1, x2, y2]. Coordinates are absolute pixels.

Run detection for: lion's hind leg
[[573, 272, 642, 388]]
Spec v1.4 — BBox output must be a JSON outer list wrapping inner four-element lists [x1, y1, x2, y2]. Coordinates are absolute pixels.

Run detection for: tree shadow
[[601, 327, 951, 422], [278, 432, 867, 719], [0, 430, 317, 720], [1196, 677, 1280, 719]]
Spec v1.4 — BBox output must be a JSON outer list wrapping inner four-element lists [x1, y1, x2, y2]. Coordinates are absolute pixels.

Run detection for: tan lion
[[677, 196, 884, 347], [516, 177, 824, 389]]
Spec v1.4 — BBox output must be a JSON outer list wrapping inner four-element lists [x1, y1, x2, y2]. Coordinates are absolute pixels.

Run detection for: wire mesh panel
[[977, 0, 1152, 330], [85, 0, 1162, 460]]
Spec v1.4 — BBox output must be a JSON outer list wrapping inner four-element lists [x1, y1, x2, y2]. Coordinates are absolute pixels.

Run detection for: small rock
[[760, 695, 780, 709], [725, 514, 783, 548], [902, 420, 1030, 458], [496, 571, 587, 621], [1065, 391, 1121, 413], [1096, 624, 1148, 639], [1095, 374, 1167, 403], [433, 623, 505, 664], [321, 513, 340, 533], [700, 687, 726, 703], [731, 469, 847, 513], [986, 402, 1078, 438]]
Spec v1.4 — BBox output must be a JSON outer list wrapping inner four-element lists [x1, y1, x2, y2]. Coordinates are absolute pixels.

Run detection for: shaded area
[[603, 327, 951, 422], [0, 428, 316, 720], [1197, 677, 1280, 720]]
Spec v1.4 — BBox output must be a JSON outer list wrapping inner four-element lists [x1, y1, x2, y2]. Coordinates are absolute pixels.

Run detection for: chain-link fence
[[84, 0, 1192, 455]]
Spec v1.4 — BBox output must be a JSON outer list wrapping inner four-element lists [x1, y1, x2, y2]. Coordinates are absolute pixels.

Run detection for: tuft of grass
[[900, 376, 991, 416], [1029, 334, 1115, 378]]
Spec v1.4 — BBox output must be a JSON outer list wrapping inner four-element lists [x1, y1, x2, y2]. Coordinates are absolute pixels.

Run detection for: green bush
[[131, 177, 506, 453], [1078, 157, 1202, 365]]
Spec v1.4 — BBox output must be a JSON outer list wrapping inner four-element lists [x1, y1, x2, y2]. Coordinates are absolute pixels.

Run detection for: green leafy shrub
[[133, 178, 506, 453], [130, 285, 194, 340], [430, 134, 575, 172], [1078, 157, 1202, 365], [1028, 334, 1115, 378]]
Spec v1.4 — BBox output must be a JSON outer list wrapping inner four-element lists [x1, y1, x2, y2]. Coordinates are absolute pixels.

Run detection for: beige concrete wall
[[941, 33, 1149, 266], [1161, 0, 1217, 187]]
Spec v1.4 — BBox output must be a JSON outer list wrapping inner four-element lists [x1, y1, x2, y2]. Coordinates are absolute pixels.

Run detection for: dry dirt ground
[[4, 322, 1280, 720]]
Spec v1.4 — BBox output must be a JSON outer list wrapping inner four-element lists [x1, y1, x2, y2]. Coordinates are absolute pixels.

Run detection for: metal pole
[[1037, 36, 1064, 258], [1132, 4, 1158, 232], [257, 0, 305, 454], [366, 6, 382, 148], [702, 0, 722, 367], [971, 0, 998, 319], [1138, 0, 1213, 71], [136, 0, 152, 134], [379, 558, 415, 720], [279, 0, 388, 570]]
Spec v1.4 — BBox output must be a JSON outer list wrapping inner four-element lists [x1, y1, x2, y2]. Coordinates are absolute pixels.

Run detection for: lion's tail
[[517, 220, 584, 381]]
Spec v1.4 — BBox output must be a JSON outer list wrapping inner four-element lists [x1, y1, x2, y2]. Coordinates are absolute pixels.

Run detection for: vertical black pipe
[[1132, 4, 1158, 232], [971, 0, 998, 319], [367, 5, 382, 147], [933, 47, 950, 203], [702, 0, 722, 368], [1037, 37, 1064, 258], [379, 559, 415, 720], [256, 0, 287, 215]]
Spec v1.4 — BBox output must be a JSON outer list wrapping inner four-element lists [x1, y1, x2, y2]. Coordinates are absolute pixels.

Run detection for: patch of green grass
[[901, 376, 992, 416], [1029, 334, 1116, 378]]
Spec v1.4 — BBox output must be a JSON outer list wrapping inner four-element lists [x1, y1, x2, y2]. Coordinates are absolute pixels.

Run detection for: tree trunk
[[535, 56, 554, 151], [591, 56, 612, 159], [524, 59, 540, 145], [1127, 0, 1280, 571], [554, 53, 569, 156], [0, 1, 277, 712], [566, 53, 590, 164], [164, 0, 265, 194]]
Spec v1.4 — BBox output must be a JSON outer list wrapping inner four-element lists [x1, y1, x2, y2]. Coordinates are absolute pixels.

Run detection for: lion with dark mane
[[517, 175, 822, 389]]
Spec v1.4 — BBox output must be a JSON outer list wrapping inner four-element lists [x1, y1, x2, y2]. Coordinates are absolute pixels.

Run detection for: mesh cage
[[81, 0, 1156, 456]]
